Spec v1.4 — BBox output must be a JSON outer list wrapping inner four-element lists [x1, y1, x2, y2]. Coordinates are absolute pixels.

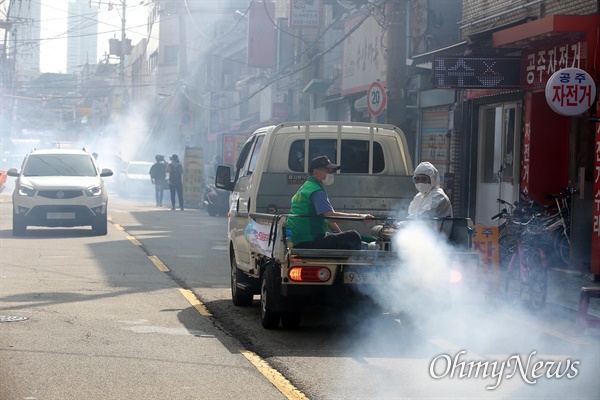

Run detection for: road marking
[[113, 223, 125, 231], [148, 255, 169, 272], [178, 288, 212, 316], [108, 216, 113, 221], [503, 313, 591, 345], [241, 350, 308, 400], [126, 235, 142, 246]]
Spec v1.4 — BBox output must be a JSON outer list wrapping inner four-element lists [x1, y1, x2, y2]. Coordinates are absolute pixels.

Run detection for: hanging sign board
[[545, 68, 596, 116]]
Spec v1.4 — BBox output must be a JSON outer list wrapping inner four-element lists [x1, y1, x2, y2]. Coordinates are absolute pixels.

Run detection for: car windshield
[[22, 154, 97, 177]]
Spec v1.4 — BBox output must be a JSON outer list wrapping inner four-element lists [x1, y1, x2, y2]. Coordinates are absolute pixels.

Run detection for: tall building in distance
[[67, 0, 99, 74]]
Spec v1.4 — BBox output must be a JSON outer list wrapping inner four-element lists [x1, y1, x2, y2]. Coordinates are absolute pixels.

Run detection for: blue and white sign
[[545, 68, 596, 116]]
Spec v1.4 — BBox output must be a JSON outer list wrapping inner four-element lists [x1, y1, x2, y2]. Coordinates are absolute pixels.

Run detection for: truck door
[[231, 135, 264, 270]]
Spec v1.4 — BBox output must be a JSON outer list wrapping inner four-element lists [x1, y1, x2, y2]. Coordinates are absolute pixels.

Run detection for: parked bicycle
[[493, 208, 549, 310], [495, 188, 571, 268]]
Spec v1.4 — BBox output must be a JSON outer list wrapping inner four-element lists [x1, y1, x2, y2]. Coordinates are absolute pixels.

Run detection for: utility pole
[[119, 0, 127, 87], [385, 1, 410, 151], [1, 0, 16, 139]]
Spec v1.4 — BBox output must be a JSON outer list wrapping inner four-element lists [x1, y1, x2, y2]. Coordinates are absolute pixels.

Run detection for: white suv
[[7, 148, 113, 236]]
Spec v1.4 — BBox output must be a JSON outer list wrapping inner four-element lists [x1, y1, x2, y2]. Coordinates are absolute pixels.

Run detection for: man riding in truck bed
[[286, 156, 374, 250]]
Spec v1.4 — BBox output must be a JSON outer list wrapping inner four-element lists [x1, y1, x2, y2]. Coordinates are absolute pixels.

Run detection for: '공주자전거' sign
[[545, 68, 596, 116]]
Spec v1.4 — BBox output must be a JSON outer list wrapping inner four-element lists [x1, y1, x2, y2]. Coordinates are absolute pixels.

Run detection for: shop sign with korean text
[[545, 68, 596, 116], [472, 226, 500, 292], [593, 99, 600, 274], [289, 0, 321, 28], [522, 40, 586, 88]]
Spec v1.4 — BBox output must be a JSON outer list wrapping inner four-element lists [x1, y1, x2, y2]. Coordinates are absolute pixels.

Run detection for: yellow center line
[[178, 288, 212, 316], [113, 223, 125, 231], [241, 350, 308, 400], [107, 216, 113, 221], [126, 235, 142, 246], [148, 255, 169, 272], [503, 313, 591, 345]]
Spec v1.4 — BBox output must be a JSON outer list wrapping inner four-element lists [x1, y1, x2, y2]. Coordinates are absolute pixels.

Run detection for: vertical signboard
[[223, 134, 248, 168], [289, 0, 321, 28], [522, 93, 532, 195], [183, 147, 203, 206], [593, 99, 600, 274], [472, 226, 500, 292], [341, 15, 387, 96], [247, 1, 275, 68]]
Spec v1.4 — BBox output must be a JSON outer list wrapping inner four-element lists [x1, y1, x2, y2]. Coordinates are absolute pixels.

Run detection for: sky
[[39, 0, 149, 73]]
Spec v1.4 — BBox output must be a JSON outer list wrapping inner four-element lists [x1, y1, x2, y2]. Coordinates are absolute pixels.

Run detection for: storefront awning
[[492, 15, 600, 48]]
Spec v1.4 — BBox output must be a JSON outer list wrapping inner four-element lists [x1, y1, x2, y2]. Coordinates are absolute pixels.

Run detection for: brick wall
[[461, 0, 598, 37]]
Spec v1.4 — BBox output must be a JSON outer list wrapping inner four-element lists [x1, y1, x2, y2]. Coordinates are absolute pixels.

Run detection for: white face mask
[[415, 183, 431, 194], [323, 173, 335, 186]]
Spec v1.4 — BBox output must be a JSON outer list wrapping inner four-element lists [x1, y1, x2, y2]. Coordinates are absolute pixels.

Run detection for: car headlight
[[85, 185, 103, 197], [17, 184, 35, 197]]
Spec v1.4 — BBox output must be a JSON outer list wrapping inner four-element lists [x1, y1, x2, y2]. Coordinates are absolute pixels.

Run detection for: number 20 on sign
[[367, 81, 387, 116]]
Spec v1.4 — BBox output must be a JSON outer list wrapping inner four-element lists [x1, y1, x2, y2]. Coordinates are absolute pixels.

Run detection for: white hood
[[20, 176, 102, 190], [408, 162, 452, 218]]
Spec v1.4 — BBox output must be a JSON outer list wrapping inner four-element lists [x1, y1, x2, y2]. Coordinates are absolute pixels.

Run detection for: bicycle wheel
[[499, 234, 516, 269], [528, 250, 548, 310], [553, 231, 570, 266], [505, 251, 525, 306]]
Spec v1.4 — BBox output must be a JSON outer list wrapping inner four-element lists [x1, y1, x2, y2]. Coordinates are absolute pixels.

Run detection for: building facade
[[67, 0, 99, 74]]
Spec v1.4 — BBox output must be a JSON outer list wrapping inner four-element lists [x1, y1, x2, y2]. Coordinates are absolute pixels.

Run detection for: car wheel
[[261, 265, 281, 329], [92, 213, 108, 236], [231, 252, 253, 306], [12, 213, 27, 236], [207, 204, 218, 216]]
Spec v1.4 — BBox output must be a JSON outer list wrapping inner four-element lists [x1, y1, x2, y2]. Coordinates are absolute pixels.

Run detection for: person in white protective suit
[[407, 162, 453, 236]]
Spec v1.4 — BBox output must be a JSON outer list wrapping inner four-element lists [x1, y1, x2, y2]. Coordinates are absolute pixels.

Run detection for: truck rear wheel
[[231, 252, 253, 306], [281, 312, 301, 329], [261, 266, 281, 329]]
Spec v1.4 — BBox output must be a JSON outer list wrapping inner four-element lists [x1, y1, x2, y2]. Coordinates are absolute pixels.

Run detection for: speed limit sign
[[367, 81, 387, 116]]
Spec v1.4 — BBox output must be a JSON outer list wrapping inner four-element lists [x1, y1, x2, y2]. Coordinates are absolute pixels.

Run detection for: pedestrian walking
[[166, 154, 184, 210], [149, 154, 167, 206]]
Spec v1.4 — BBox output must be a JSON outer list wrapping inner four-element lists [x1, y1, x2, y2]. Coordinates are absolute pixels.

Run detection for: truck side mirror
[[215, 165, 234, 191]]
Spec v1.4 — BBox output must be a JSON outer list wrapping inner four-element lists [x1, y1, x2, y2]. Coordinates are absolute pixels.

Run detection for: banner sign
[[433, 57, 521, 89], [183, 147, 203, 205], [472, 225, 501, 292]]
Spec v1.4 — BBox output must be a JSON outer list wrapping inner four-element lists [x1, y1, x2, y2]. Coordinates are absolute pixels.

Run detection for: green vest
[[287, 177, 328, 244]]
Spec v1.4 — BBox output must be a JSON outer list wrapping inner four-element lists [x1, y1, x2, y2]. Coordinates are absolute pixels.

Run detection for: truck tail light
[[449, 270, 462, 284], [289, 266, 331, 282]]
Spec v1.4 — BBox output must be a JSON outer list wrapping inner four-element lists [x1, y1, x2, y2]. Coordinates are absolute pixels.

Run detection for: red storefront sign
[[522, 40, 587, 89], [592, 99, 600, 274]]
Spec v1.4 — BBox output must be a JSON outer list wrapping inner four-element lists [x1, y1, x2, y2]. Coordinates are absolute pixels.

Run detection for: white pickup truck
[[215, 122, 477, 329]]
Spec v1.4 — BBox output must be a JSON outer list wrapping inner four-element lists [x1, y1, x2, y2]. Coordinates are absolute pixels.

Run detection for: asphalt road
[[1, 195, 599, 399]]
